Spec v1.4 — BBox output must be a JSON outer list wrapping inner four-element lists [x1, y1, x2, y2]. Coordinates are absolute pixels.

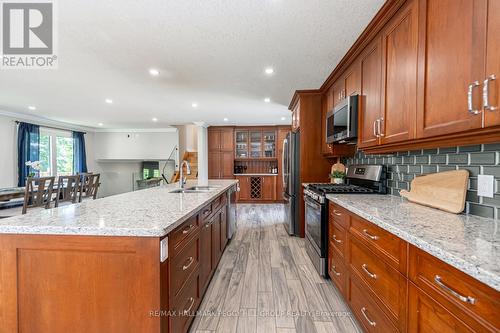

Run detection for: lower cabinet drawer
[[409, 246, 500, 332], [170, 236, 200, 299], [408, 282, 476, 333], [170, 271, 200, 333], [170, 215, 199, 257], [347, 274, 399, 333], [349, 236, 407, 330], [328, 247, 347, 296], [329, 221, 347, 258]]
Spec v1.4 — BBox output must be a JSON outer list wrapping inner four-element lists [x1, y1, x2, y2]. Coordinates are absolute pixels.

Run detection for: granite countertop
[[234, 173, 279, 176], [0, 180, 238, 237], [326, 194, 500, 292]]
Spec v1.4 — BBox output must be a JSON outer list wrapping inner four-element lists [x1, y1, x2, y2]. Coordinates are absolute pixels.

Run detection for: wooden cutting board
[[399, 170, 469, 214]]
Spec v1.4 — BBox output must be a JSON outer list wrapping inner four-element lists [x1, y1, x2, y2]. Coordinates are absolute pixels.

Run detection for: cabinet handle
[[361, 307, 376, 327], [331, 265, 341, 276], [182, 256, 194, 271], [378, 118, 384, 137], [434, 275, 476, 304], [332, 235, 342, 244], [483, 74, 497, 111], [362, 229, 379, 240], [183, 297, 195, 314], [467, 81, 481, 114], [182, 224, 194, 234], [203, 209, 211, 216], [333, 210, 342, 216], [361, 264, 377, 279], [373, 120, 378, 137]]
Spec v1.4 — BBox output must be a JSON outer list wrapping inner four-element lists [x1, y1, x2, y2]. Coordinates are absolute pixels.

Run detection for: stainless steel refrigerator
[[282, 131, 300, 236]]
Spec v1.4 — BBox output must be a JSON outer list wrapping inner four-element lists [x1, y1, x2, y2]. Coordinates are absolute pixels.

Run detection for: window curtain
[[73, 131, 87, 174], [17, 122, 40, 187]]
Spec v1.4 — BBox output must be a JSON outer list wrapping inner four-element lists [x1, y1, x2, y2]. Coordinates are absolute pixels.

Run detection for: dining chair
[[79, 173, 100, 202], [22, 176, 56, 214], [55, 175, 81, 207]]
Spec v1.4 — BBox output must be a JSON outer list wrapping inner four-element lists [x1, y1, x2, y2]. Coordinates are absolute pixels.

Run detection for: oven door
[[304, 195, 324, 255]]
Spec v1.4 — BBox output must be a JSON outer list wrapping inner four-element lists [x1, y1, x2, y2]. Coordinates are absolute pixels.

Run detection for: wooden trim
[[288, 89, 322, 110]]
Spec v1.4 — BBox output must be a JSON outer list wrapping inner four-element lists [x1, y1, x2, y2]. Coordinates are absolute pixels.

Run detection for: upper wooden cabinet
[[380, 0, 418, 144], [235, 129, 276, 159], [358, 36, 383, 149], [484, 0, 500, 127], [416, 0, 486, 138], [208, 127, 234, 152]]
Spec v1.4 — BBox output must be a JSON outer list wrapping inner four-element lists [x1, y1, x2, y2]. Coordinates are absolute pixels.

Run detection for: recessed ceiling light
[[223, 118, 229, 122], [105, 98, 113, 104], [152, 117, 158, 122], [264, 97, 271, 103], [28, 106, 36, 110], [281, 117, 286, 121], [192, 103, 198, 108], [149, 68, 160, 76], [98, 123, 104, 127], [264, 67, 274, 75]]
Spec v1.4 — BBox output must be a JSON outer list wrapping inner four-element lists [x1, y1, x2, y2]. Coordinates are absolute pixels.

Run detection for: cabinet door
[[261, 176, 276, 201], [380, 0, 418, 144], [408, 283, 475, 333], [236, 176, 251, 201], [358, 36, 383, 148], [344, 62, 360, 97], [211, 212, 222, 265], [485, 0, 500, 127], [416, 0, 486, 138], [235, 130, 249, 158], [208, 151, 221, 179], [333, 79, 345, 107], [220, 151, 234, 179], [220, 128, 234, 151], [199, 219, 212, 294], [208, 130, 220, 151]]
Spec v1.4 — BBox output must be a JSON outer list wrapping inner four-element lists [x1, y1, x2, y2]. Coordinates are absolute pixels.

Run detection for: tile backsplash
[[343, 143, 500, 219]]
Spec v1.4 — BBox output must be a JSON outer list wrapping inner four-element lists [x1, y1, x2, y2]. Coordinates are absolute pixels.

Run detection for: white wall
[[0, 115, 17, 187], [93, 130, 178, 160]]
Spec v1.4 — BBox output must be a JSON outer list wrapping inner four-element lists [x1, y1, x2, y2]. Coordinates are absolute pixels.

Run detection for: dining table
[[0, 187, 25, 202]]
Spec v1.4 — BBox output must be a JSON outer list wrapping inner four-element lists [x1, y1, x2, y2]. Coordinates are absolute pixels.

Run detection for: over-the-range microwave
[[326, 94, 359, 144]]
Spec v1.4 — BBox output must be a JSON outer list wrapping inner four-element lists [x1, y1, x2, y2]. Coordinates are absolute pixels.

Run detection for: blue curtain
[[17, 122, 40, 187], [73, 131, 87, 174]]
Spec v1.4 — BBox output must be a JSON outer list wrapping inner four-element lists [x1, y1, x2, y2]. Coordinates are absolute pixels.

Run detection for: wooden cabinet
[[211, 212, 221, 268], [199, 218, 212, 295], [327, 201, 500, 333], [380, 0, 418, 144], [332, 79, 345, 108], [220, 206, 228, 250], [261, 176, 276, 201], [358, 36, 383, 148], [416, 0, 485, 138], [208, 127, 234, 179], [484, 0, 500, 127], [235, 129, 277, 159]]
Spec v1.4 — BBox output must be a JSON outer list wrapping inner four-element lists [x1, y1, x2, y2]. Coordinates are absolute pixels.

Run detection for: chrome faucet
[[179, 160, 191, 189]]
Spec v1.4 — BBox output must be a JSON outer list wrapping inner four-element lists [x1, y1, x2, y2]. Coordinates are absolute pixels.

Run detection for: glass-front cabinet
[[234, 129, 277, 159]]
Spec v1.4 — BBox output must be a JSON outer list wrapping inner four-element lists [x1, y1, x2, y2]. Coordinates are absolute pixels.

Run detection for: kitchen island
[[0, 179, 238, 333]]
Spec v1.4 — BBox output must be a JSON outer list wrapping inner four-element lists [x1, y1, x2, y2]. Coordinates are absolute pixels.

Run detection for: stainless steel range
[[303, 165, 386, 277]]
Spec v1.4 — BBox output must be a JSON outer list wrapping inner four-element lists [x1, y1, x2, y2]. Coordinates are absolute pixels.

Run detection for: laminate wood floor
[[189, 204, 362, 333]]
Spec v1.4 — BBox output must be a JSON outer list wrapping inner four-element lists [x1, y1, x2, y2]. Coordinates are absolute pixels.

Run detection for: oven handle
[[304, 195, 322, 209]]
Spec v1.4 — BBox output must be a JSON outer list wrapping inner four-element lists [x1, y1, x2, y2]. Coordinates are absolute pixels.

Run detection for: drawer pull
[[332, 235, 342, 244], [182, 225, 194, 234], [361, 307, 376, 327], [333, 210, 342, 216], [331, 265, 341, 276], [183, 297, 195, 314], [204, 222, 211, 228], [361, 264, 377, 279], [203, 209, 211, 215], [182, 257, 194, 271], [362, 229, 379, 240], [434, 275, 476, 305]]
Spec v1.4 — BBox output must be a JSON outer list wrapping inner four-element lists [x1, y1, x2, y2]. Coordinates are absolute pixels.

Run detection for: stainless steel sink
[[186, 186, 220, 191]]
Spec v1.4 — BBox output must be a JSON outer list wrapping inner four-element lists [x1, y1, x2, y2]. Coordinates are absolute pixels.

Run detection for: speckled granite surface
[[0, 180, 237, 237], [326, 194, 500, 292]]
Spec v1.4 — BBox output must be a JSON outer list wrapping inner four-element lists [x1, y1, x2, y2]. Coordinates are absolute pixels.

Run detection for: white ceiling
[[0, 0, 384, 129]]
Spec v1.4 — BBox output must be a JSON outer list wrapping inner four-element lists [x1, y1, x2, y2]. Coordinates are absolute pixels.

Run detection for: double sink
[[169, 186, 220, 194]]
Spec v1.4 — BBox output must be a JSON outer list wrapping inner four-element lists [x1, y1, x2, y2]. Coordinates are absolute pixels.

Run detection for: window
[[39, 128, 74, 177]]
